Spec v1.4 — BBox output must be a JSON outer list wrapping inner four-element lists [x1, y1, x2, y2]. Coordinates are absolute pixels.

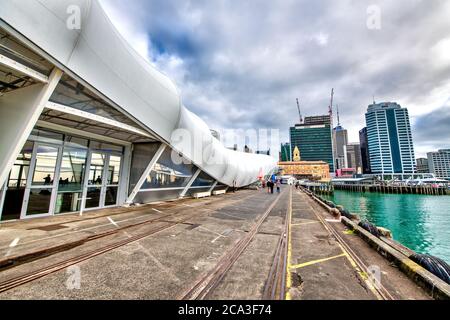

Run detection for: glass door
[[84, 152, 122, 210], [55, 148, 88, 215], [104, 155, 122, 207], [21, 143, 62, 219]]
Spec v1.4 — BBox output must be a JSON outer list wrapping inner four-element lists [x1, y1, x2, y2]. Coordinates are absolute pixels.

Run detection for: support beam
[[125, 144, 166, 204], [179, 169, 202, 198], [36, 120, 132, 146], [0, 53, 49, 83], [45, 102, 153, 138], [0, 68, 63, 187], [208, 181, 218, 193]]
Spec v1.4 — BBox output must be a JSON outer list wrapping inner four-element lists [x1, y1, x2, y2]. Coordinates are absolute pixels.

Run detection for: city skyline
[[100, 0, 450, 158]]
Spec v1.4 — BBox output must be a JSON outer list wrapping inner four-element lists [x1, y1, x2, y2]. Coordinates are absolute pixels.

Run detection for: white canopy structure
[[0, 0, 277, 221]]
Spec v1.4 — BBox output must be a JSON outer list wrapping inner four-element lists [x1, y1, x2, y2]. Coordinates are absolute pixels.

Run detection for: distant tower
[[293, 146, 301, 162]]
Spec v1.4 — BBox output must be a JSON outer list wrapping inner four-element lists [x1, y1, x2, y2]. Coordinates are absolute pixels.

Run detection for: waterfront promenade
[[0, 187, 438, 300]]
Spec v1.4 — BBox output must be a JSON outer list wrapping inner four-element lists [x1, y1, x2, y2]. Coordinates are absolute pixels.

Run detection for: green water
[[323, 190, 450, 263]]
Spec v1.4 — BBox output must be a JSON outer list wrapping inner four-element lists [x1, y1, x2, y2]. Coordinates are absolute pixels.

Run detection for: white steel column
[[0, 180, 7, 221], [118, 144, 133, 205], [125, 144, 167, 204], [0, 68, 63, 187], [179, 169, 201, 198], [208, 181, 218, 193]]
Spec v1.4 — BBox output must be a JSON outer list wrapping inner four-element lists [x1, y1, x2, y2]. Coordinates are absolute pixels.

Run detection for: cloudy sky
[[99, 0, 450, 158]]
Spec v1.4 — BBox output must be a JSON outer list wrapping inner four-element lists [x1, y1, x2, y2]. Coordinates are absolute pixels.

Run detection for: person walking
[[276, 179, 281, 193]]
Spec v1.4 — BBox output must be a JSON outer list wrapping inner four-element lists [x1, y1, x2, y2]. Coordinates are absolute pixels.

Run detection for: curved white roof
[[0, 0, 277, 187]]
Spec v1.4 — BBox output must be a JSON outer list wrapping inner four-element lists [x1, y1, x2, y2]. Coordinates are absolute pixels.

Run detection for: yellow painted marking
[[290, 253, 346, 270], [291, 221, 320, 227], [299, 191, 384, 301], [343, 230, 355, 235], [285, 188, 293, 300], [337, 242, 383, 300]]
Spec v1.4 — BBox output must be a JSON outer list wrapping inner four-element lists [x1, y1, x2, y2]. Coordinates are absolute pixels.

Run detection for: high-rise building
[[365, 102, 416, 175], [345, 143, 362, 172], [427, 149, 450, 179], [280, 143, 291, 162], [359, 127, 371, 174], [290, 115, 334, 172], [416, 158, 430, 174], [333, 125, 348, 170]]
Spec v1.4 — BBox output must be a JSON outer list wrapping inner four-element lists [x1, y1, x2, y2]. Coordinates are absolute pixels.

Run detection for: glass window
[[55, 192, 82, 215], [1, 141, 33, 221], [141, 149, 196, 190], [30, 128, 64, 145], [129, 143, 162, 193], [55, 148, 87, 215], [32, 145, 59, 186], [192, 172, 215, 187], [88, 153, 106, 185], [64, 135, 89, 149], [90, 141, 124, 154], [108, 156, 122, 185], [105, 187, 118, 206], [58, 148, 87, 192], [85, 187, 102, 209], [26, 188, 52, 215]]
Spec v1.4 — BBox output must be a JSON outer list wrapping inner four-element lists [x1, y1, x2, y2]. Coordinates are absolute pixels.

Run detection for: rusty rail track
[[0, 191, 258, 272], [303, 189, 396, 300], [262, 188, 291, 300], [0, 191, 259, 293], [177, 189, 287, 300]]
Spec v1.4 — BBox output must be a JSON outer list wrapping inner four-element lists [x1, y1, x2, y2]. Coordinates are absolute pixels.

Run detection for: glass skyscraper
[[365, 103, 416, 175], [290, 115, 334, 172]]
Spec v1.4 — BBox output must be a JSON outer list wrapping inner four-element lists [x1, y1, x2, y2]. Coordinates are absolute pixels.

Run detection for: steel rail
[[177, 189, 287, 300], [0, 191, 258, 293], [262, 188, 291, 300], [301, 189, 396, 300]]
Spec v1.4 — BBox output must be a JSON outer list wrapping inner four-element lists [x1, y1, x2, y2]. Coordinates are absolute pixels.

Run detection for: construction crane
[[329, 88, 334, 119], [296, 98, 303, 124]]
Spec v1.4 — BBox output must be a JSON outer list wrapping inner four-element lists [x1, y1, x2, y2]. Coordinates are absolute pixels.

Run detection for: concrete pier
[[0, 187, 443, 300]]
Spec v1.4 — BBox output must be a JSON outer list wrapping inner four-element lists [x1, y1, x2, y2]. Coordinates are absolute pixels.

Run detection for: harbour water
[[323, 190, 450, 263]]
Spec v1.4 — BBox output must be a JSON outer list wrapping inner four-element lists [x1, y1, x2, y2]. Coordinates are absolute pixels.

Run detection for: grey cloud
[[414, 104, 450, 150], [101, 0, 450, 155]]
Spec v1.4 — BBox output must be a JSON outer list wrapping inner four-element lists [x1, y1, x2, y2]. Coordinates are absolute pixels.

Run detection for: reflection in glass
[[105, 187, 118, 206], [85, 187, 101, 209], [88, 153, 106, 185], [1, 141, 33, 221], [56, 148, 87, 214], [108, 156, 121, 185], [27, 188, 52, 215], [55, 192, 82, 214], [128, 143, 161, 193], [90, 141, 124, 153], [30, 128, 64, 145], [59, 149, 87, 192], [192, 172, 215, 187], [141, 149, 195, 189], [64, 135, 89, 149], [32, 145, 58, 186]]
